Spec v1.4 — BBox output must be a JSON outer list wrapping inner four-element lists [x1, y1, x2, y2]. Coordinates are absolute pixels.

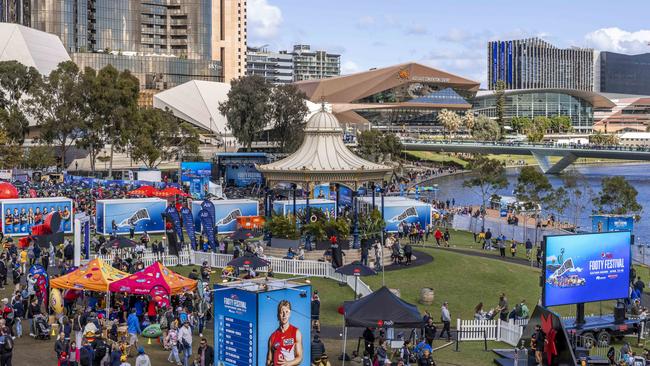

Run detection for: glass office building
[[599, 52, 650, 95], [2, 0, 221, 89], [472, 89, 616, 132]]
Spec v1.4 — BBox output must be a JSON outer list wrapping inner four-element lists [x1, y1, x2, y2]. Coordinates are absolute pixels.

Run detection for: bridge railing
[[401, 139, 650, 153]]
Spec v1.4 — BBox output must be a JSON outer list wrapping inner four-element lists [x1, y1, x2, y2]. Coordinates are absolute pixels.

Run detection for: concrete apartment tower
[[212, 0, 247, 83]]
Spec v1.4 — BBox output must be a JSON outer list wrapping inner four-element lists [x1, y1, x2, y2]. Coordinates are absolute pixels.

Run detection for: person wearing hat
[[119, 354, 131, 366], [310, 334, 325, 363], [134, 346, 151, 366]]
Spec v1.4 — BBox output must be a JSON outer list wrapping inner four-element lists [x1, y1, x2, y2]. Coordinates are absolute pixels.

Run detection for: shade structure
[[153, 187, 188, 198], [343, 286, 423, 328], [128, 185, 156, 197], [50, 258, 129, 292], [107, 237, 138, 249], [108, 262, 197, 296], [229, 229, 254, 241], [227, 255, 270, 270], [257, 109, 392, 187], [335, 261, 377, 276]]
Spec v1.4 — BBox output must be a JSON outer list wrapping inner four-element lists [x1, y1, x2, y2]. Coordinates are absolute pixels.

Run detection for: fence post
[[496, 318, 501, 341]]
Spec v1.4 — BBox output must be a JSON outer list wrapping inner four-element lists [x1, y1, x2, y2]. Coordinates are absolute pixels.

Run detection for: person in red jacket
[[433, 228, 443, 246]]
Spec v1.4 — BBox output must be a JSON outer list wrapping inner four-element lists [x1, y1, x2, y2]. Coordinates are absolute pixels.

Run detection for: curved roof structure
[[0, 23, 71, 75], [257, 109, 392, 186], [153, 80, 231, 133], [475, 88, 616, 109], [295, 62, 480, 103], [154, 80, 326, 133]]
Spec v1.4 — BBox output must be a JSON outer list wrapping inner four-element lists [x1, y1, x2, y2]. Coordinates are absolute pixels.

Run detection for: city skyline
[[248, 0, 650, 86]]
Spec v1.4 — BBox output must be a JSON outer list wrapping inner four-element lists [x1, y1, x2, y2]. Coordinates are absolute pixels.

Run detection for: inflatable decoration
[[0, 182, 18, 199], [50, 288, 64, 314], [142, 323, 162, 338]]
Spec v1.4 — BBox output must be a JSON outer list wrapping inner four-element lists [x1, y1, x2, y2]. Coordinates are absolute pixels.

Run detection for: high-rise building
[[289, 44, 340, 82], [596, 51, 650, 95], [212, 0, 247, 82], [1, 0, 229, 91], [487, 38, 594, 91], [246, 46, 293, 84]]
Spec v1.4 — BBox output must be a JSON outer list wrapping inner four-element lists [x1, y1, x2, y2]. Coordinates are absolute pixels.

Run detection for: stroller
[[32, 314, 51, 340]]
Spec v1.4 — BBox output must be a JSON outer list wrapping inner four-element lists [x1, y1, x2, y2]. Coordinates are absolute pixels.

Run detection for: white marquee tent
[[153, 79, 325, 134], [0, 23, 71, 75]]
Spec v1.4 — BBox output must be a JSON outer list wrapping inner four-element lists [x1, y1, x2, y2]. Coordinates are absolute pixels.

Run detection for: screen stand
[[575, 303, 585, 329]]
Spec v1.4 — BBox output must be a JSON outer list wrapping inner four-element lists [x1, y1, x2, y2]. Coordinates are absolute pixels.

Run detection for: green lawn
[[404, 151, 469, 167]]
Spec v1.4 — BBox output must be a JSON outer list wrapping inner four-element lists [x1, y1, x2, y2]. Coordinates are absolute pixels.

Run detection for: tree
[[550, 115, 572, 133], [219, 75, 272, 151], [561, 171, 593, 229], [471, 114, 501, 141], [593, 176, 642, 216], [437, 109, 461, 139], [525, 116, 552, 143], [91, 65, 139, 178], [22, 145, 57, 169], [76, 67, 105, 174], [357, 131, 402, 162], [30, 61, 87, 169], [0, 61, 41, 144], [462, 110, 475, 133], [494, 79, 506, 132], [270, 84, 309, 153], [129, 108, 200, 168], [510, 116, 532, 135], [463, 157, 508, 229], [514, 166, 553, 212], [589, 131, 619, 146]]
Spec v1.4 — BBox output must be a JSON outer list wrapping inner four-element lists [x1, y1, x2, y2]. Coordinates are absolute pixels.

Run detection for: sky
[[247, 0, 650, 87]]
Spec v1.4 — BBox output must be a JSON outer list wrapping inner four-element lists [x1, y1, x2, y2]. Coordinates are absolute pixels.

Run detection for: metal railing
[[91, 249, 373, 297]]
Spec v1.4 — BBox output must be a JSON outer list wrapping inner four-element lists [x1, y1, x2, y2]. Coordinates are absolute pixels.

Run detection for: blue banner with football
[[95, 198, 166, 235], [192, 199, 258, 234], [543, 231, 631, 307], [199, 209, 216, 251]]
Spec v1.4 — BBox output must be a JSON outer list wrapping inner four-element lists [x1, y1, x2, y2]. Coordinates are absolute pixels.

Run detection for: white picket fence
[[456, 318, 528, 346], [91, 249, 373, 297]]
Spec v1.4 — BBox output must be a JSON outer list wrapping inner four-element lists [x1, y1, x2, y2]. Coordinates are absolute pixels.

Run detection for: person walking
[[404, 243, 413, 265], [310, 334, 326, 363], [498, 237, 506, 258], [178, 321, 192, 366], [423, 318, 436, 346], [0, 321, 13, 366], [134, 347, 151, 366], [165, 325, 181, 366], [484, 229, 492, 250], [126, 309, 141, 356], [439, 302, 451, 341], [195, 338, 213, 366], [433, 228, 442, 246], [525, 238, 533, 259], [443, 229, 450, 247]]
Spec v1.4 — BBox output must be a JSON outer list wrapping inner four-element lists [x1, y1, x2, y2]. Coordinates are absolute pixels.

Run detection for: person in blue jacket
[[127, 308, 141, 353]]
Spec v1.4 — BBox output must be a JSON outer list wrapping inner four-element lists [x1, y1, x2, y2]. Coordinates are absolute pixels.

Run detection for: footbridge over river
[[402, 140, 650, 173]]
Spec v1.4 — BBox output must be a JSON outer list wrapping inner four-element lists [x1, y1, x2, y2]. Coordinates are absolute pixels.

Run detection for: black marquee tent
[[344, 286, 424, 328], [340, 287, 424, 366]]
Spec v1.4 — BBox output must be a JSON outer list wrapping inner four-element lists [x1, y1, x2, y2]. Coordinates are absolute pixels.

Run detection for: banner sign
[[180, 207, 197, 250], [165, 206, 184, 244], [200, 209, 216, 251]]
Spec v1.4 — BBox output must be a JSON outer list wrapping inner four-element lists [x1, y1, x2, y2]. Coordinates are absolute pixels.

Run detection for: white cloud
[[405, 25, 429, 36], [248, 0, 283, 40], [356, 15, 376, 28], [584, 27, 650, 54], [342, 60, 361, 74]]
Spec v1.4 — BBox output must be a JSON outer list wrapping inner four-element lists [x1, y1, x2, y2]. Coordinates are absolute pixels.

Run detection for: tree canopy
[[593, 176, 642, 216], [219, 75, 272, 151], [269, 84, 309, 153]]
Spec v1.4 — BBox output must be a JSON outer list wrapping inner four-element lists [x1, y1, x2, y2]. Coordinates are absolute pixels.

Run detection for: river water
[[430, 163, 650, 243]]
